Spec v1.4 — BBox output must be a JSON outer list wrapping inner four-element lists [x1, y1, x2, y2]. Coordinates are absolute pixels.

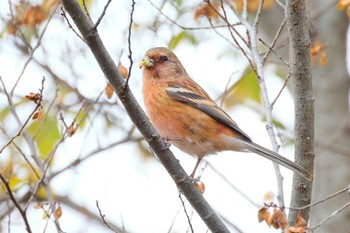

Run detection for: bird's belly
[[148, 104, 240, 157]]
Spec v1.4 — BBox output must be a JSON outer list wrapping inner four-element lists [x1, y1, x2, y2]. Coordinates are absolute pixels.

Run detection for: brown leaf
[[270, 208, 287, 230], [311, 41, 327, 65], [337, 0, 350, 10], [105, 83, 114, 99], [258, 206, 271, 226], [234, 0, 276, 12], [22, 6, 49, 26], [194, 180, 205, 194], [32, 111, 39, 120], [7, 21, 18, 35], [118, 64, 129, 79], [287, 226, 306, 233], [54, 204, 62, 220], [295, 212, 307, 227], [32, 106, 45, 121], [194, 2, 220, 21], [25, 92, 41, 103]]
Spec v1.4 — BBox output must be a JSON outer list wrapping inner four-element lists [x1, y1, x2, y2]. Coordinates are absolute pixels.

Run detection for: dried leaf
[[54, 205, 62, 220], [25, 92, 41, 103], [194, 2, 220, 21], [22, 6, 49, 26], [118, 64, 129, 79], [287, 226, 306, 233], [295, 212, 307, 227], [194, 180, 205, 194], [32, 111, 39, 120], [270, 208, 287, 230], [7, 21, 18, 35], [105, 83, 114, 99], [337, 0, 350, 10], [258, 206, 271, 226], [234, 0, 276, 12], [311, 41, 328, 66], [319, 53, 327, 66]]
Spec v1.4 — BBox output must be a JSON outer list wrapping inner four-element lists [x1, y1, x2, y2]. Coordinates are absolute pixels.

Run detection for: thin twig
[[96, 200, 119, 233], [146, 0, 240, 30], [261, 19, 288, 66], [212, 0, 255, 72], [94, 0, 112, 29], [178, 194, 194, 233], [309, 200, 350, 231], [0, 127, 40, 179], [239, 0, 286, 207], [0, 77, 45, 153], [271, 72, 292, 108], [274, 0, 286, 9], [124, 0, 135, 87], [289, 184, 350, 210], [82, 0, 91, 20], [49, 136, 142, 180], [10, 3, 58, 96], [61, 7, 85, 42], [252, 0, 265, 30], [0, 174, 32, 233]]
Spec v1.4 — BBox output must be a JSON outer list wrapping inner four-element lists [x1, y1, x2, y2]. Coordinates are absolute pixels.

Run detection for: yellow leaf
[[223, 68, 261, 109], [27, 116, 60, 159]]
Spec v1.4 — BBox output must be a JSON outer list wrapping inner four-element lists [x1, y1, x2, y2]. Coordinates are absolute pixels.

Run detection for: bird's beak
[[139, 56, 154, 69]]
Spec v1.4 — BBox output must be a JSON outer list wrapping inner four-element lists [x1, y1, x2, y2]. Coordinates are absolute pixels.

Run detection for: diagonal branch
[[60, 1, 230, 232], [0, 174, 32, 233]]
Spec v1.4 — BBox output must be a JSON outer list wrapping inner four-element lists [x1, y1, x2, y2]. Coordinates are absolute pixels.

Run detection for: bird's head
[[139, 47, 187, 80]]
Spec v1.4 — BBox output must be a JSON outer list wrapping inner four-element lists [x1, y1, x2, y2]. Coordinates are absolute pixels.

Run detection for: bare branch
[[10, 4, 59, 95], [271, 72, 292, 108], [82, 0, 92, 20], [60, 7, 85, 42], [290, 184, 350, 211], [178, 194, 194, 233], [0, 174, 32, 233], [124, 0, 135, 87], [94, 0, 112, 29], [0, 77, 45, 153], [309, 201, 350, 231], [60, 0, 230, 231], [96, 200, 120, 233]]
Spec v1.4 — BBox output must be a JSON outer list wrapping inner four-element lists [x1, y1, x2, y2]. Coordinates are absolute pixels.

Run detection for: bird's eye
[[160, 55, 168, 62]]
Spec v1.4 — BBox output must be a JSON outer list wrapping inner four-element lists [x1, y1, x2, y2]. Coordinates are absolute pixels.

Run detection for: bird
[[139, 47, 312, 180]]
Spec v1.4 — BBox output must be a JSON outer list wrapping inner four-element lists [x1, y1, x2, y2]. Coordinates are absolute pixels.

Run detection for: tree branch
[[285, 0, 315, 225], [60, 1, 229, 232]]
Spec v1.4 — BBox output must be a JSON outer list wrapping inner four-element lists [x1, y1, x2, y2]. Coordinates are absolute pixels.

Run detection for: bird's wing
[[165, 82, 252, 141]]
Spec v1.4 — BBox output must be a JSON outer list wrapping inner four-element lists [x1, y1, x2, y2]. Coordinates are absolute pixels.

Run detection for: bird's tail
[[244, 141, 312, 180]]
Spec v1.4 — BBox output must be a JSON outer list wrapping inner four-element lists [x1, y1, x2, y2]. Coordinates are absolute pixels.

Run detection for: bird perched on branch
[[139, 47, 311, 180]]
